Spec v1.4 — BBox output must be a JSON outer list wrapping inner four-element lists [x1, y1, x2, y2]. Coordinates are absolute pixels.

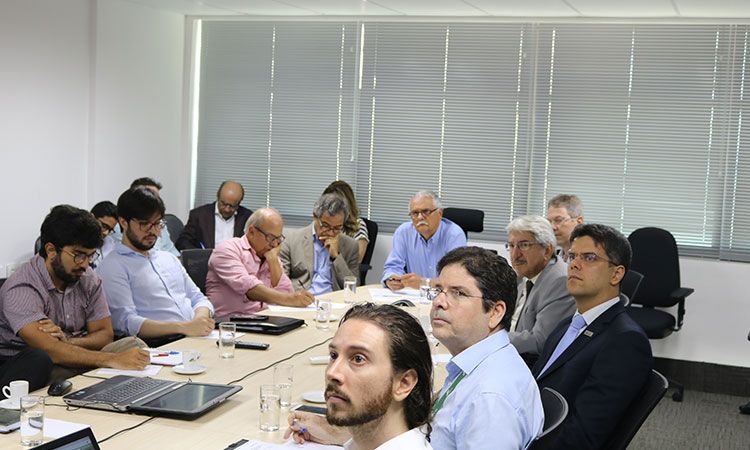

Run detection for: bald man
[[176, 181, 253, 250], [206, 208, 315, 318]]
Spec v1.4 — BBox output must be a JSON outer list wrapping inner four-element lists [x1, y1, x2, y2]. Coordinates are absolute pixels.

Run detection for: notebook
[[223, 315, 305, 335], [63, 375, 241, 418], [34, 427, 101, 450]]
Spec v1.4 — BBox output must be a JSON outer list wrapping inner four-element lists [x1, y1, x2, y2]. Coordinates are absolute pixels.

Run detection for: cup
[[315, 298, 331, 330], [2, 380, 29, 408], [20, 395, 44, 447], [218, 322, 236, 359], [259, 384, 280, 431], [274, 364, 293, 407], [343, 276, 358, 303], [419, 277, 432, 302], [182, 350, 201, 371]]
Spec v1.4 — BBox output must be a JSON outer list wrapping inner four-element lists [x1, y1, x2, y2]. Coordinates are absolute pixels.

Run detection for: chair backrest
[[602, 369, 668, 450], [0, 278, 6, 290], [627, 227, 681, 308], [528, 387, 569, 450], [164, 214, 184, 245], [34, 236, 42, 255], [442, 208, 484, 238], [620, 270, 644, 308], [358, 218, 379, 285], [181, 248, 213, 294]]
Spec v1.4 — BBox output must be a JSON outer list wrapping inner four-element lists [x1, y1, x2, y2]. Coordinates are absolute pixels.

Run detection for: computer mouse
[[392, 299, 415, 307], [47, 380, 73, 396]]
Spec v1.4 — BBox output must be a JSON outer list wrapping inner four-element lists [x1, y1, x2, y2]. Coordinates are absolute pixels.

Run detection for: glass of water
[[20, 395, 44, 447], [218, 322, 236, 359], [259, 384, 280, 431], [316, 298, 331, 330], [343, 276, 358, 303], [274, 363, 294, 407], [419, 277, 432, 302]]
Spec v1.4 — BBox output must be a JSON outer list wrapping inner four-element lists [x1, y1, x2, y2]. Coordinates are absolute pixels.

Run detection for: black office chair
[[442, 207, 484, 239], [620, 269, 644, 308], [740, 331, 750, 414], [164, 214, 184, 245], [181, 248, 213, 294], [34, 237, 42, 255], [627, 227, 694, 401], [602, 369, 668, 449], [528, 387, 569, 450], [358, 218, 378, 285], [0, 278, 6, 289]]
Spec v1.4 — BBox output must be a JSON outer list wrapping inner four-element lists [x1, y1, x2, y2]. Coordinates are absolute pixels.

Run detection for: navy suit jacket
[[175, 202, 253, 250], [532, 298, 653, 450]]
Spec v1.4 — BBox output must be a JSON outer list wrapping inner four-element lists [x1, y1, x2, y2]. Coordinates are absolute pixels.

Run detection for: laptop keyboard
[[87, 377, 168, 403]]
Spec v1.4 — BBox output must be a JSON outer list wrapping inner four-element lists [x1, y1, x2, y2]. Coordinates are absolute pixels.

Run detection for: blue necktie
[[538, 314, 587, 377]]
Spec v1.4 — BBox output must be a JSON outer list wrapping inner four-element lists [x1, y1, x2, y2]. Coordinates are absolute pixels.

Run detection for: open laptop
[[222, 314, 305, 335], [63, 375, 241, 418], [34, 427, 100, 450]]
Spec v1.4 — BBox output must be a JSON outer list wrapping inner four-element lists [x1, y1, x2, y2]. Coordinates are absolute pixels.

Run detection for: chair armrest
[[667, 287, 693, 332], [670, 287, 694, 300]]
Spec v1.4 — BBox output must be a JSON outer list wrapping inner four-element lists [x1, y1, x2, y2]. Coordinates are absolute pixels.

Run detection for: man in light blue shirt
[[98, 187, 214, 339], [428, 246, 544, 450], [382, 190, 466, 289]]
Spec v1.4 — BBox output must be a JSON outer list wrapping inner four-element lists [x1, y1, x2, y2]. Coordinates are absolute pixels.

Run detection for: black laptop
[[221, 314, 305, 335], [63, 375, 241, 418]]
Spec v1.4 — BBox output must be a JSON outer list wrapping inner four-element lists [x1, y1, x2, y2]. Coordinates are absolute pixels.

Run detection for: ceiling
[[122, 0, 750, 19]]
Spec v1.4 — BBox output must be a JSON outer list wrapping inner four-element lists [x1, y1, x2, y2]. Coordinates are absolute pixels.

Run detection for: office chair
[[34, 237, 42, 255], [627, 227, 694, 401], [358, 218, 378, 285], [740, 331, 750, 415], [528, 387, 569, 450], [164, 214, 184, 245], [181, 248, 213, 294], [620, 269, 644, 308], [0, 278, 6, 289], [602, 369, 668, 449], [442, 207, 484, 239]]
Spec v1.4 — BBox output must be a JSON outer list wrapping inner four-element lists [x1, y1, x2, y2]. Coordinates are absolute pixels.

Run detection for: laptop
[[63, 375, 242, 418], [222, 314, 305, 335], [33, 427, 101, 450]]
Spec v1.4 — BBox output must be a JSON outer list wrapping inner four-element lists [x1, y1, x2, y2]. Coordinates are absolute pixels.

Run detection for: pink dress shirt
[[206, 235, 294, 318]]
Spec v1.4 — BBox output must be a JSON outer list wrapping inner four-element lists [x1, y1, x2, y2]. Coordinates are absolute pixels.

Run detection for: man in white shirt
[[284, 303, 434, 450], [546, 194, 584, 255]]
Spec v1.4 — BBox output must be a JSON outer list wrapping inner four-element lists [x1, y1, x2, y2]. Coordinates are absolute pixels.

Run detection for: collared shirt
[[573, 296, 621, 337], [214, 203, 236, 246], [511, 272, 540, 331], [206, 235, 294, 318], [432, 330, 544, 450], [343, 428, 433, 450], [109, 224, 181, 258], [310, 224, 333, 295], [97, 243, 214, 335], [0, 255, 111, 357], [382, 218, 466, 284]]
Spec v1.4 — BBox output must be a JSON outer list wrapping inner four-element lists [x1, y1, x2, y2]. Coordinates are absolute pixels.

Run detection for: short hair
[[323, 181, 360, 236], [130, 177, 162, 191], [116, 186, 165, 222], [506, 215, 556, 248], [314, 193, 349, 221], [244, 207, 280, 233], [217, 180, 245, 202], [548, 194, 583, 218], [339, 303, 433, 439], [411, 190, 442, 210], [570, 224, 632, 273], [39, 205, 103, 258], [90, 201, 117, 219], [437, 246, 517, 331]]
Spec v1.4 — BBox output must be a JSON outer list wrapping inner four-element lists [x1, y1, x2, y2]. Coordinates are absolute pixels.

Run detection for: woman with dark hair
[[323, 181, 369, 262]]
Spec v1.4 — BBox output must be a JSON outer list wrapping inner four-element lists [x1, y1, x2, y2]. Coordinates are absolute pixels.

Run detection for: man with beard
[[0, 205, 150, 389], [284, 303, 434, 449], [98, 187, 215, 339]]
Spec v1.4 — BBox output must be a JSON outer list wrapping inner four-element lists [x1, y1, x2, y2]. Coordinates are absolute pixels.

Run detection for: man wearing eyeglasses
[[533, 224, 652, 450], [98, 187, 216, 339], [547, 194, 584, 255], [505, 215, 575, 366], [207, 208, 314, 317], [382, 190, 466, 290], [280, 194, 359, 295], [0, 205, 150, 390], [176, 180, 253, 250]]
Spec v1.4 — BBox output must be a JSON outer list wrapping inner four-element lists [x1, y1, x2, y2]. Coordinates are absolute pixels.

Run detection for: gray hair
[[506, 215, 556, 247], [314, 193, 349, 221], [548, 194, 583, 218], [411, 190, 442, 210], [244, 207, 280, 233]]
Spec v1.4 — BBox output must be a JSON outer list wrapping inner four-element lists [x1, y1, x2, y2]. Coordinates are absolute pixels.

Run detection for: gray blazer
[[509, 256, 576, 356], [279, 224, 359, 292]]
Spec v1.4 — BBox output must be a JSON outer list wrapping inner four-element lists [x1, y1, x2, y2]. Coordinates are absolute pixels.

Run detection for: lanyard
[[431, 371, 466, 417]]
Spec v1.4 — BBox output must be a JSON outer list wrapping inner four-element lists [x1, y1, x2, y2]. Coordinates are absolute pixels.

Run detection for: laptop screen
[[139, 384, 236, 412], [34, 427, 100, 450]]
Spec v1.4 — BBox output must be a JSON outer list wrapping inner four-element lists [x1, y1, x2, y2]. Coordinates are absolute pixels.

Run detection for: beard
[[51, 253, 81, 285], [325, 381, 392, 427], [126, 226, 156, 251]]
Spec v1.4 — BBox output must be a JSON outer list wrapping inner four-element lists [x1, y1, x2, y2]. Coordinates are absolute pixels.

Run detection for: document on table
[[368, 287, 426, 304], [43, 419, 88, 439], [147, 349, 182, 366], [268, 302, 348, 313], [195, 330, 246, 340], [96, 364, 162, 377], [234, 439, 341, 449]]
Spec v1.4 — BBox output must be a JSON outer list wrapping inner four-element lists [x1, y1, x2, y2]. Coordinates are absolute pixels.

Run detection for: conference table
[[1, 285, 450, 449]]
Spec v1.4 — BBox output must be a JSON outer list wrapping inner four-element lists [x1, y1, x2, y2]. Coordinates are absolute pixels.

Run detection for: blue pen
[[294, 419, 306, 434], [199, 241, 205, 249]]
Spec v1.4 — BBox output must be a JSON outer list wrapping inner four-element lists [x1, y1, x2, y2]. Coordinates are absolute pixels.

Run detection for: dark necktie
[[526, 279, 534, 297]]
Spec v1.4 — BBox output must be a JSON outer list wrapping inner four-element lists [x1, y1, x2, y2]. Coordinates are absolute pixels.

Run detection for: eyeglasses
[[548, 216, 578, 226], [255, 226, 285, 244], [132, 218, 166, 233], [505, 241, 544, 251], [60, 248, 99, 265], [97, 219, 114, 234], [409, 208, 437, 219], [218, 199, 240, 211], [563, 251, 617, 266], [426, 287, 485, 303], [316, 217, 344, 233]]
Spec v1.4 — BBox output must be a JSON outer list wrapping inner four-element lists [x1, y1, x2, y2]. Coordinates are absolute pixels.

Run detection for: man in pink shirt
[[206, 208, 315, 318]]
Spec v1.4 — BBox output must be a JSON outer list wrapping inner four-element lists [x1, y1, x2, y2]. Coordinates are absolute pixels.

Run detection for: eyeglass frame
[[548, 216, 580, 226], [409, 208, 438, 220], [254, 226, 285, 244], [130, 218, 166, 233], [315, 216, 344, 233], [426, 287, 487, 303], [59, 247, 99, 265], [218, 199, 240, 211], [96, 218, 115, 234], [505, 241, 545, 251], [563, 251, 619, 266]]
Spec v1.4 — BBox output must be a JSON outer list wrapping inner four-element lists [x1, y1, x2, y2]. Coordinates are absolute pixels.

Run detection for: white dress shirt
[[343, 427, 433, 450], [214, 203, 236, 246]]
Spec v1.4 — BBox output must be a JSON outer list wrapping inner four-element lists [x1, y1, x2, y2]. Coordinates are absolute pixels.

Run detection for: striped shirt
[[0, 255, 111, 357], [353, 218, 369, 243]]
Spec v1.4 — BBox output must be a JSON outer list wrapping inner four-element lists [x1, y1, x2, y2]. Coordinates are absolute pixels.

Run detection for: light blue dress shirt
[[97, 243, 214, 335], [109, 224, 181, 258], [431, 330, 545, 450], [309, 225, 333, 295], [382, 218, 466, 284]]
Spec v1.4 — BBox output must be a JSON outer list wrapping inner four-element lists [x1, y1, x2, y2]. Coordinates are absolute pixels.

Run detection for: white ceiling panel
[[123, 0, 241, 14], [677, 0, 750, 17], [200, 0, 315, 15], [568, 0, 677, 17], [274, 0, 400, 15], [459, 0, 579, 17], [365, 0, 485, 16]]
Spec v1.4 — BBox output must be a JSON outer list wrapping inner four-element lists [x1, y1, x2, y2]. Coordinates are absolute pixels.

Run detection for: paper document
[[43, 418, 88, 439], [368, 288, 426, 304], [195, 330, 246, 340], [268, 302, 348, 313], [97, 364, 162, 377], [432, 353, 452, 365], [234, 439, 341, 449], [147, 349, 181, 366]]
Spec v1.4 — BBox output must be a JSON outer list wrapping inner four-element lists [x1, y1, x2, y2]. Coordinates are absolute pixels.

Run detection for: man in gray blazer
[[506, 215, 576, 365], [280, 193, 360, 294]]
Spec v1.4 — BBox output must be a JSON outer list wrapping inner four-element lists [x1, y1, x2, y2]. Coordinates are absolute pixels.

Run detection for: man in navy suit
[[533, 223, 653, 450]]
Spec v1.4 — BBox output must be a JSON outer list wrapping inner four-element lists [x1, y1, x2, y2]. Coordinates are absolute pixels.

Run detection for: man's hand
[[385, 276, 404, 291], [264, 245, 282, 262], [37, 319, 67, 342], [321, 235, 339, 259], [283, 411, 350, 445], [107, 348, 150, 370], [400, 273, 422, 289], [181, 315, 215, 336], [286, 291, 315, 307]]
